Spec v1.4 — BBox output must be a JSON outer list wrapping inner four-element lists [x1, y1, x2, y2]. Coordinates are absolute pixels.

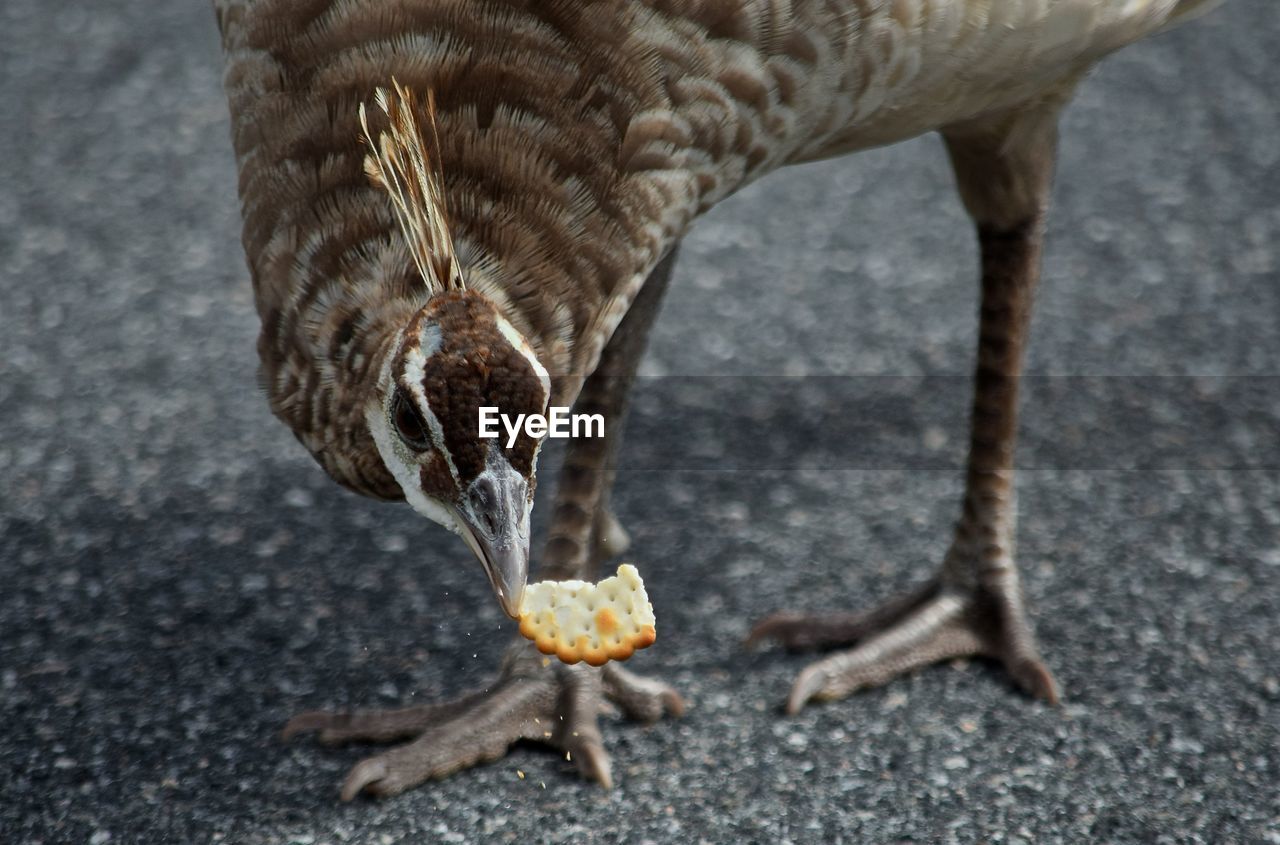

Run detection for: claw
[[567, 732, 613, 788], [1007, 655, 1060, 704], [283, 711, 373, 747], [281, 710, 332, 742], [341, 758, 389, 802], [786, 664, 830, 715], [748, 612, 870, 652], [747, 611, 857, 651], [744, 612, 796, 650]]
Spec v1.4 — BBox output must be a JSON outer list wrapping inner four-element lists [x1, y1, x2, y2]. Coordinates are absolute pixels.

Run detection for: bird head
[[367, 290, 550, 618], [357, 82, 550, 618]]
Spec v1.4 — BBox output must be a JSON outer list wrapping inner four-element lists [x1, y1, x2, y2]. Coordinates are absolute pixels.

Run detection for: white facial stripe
[[399, 322, 441, 411], [400, 340, 460, 483], [418, 399, 458, 480], [494, 314, 550, 408], [366, 403, 458, 530], [418, 322, 443, 357], [529, 436, 544, 485], [367, 336, 461, 534]]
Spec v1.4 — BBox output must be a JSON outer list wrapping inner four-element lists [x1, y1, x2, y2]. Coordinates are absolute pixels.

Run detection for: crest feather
[[359, 81, 464, 294]]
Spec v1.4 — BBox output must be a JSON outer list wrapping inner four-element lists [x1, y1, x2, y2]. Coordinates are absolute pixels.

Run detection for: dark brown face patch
[[418, 453, 460, 500], [398, 291, 546, 491]]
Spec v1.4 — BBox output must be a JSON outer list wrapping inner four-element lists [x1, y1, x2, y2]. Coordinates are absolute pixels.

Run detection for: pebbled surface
[[1, 1, 1277, 843]]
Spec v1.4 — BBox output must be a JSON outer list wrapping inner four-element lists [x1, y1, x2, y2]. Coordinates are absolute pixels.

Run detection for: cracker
[[517, 564, 657, 666]]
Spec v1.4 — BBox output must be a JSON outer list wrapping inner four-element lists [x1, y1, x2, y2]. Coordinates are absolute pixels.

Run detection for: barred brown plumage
[[216, 0, 1226, 799]]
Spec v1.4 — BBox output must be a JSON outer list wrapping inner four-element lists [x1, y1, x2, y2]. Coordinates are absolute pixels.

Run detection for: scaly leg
[[750, 91, 1076, 713], [285, 249, 683, 797]]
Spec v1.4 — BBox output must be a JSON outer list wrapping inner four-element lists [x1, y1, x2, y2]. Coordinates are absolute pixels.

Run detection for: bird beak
[[455, 474, 530, 619], [464, 528, 528, 619]]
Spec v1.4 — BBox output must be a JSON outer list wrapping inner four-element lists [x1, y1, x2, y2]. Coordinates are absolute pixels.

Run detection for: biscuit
[[517, 564, 657, 666]]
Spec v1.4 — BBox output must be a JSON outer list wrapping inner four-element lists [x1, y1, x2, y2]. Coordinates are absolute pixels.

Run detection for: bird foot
[[283, 640, 683, 798], [748, 577, 1058, 714]]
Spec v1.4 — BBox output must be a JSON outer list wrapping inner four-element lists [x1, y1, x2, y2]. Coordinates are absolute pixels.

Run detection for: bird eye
[[391, 389, 432, 451]]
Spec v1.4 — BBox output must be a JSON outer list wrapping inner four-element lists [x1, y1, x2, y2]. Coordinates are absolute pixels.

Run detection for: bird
[[214, 0, 1227, 799]]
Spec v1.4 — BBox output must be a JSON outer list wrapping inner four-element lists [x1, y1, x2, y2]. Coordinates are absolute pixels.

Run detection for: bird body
[[216, 0, 1229, 797], [217, 0, 1215, 498]]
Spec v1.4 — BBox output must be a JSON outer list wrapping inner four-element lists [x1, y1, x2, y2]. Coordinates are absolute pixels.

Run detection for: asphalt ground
[[2, 1, 1278, 842]]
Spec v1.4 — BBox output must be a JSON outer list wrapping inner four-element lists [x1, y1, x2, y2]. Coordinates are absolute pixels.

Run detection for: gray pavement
[[2, 1, 1278, 842]]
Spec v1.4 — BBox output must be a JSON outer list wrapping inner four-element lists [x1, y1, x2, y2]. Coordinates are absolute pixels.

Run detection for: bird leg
[[285, 249, 683, 796], [750, 95, 1072, 713]]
